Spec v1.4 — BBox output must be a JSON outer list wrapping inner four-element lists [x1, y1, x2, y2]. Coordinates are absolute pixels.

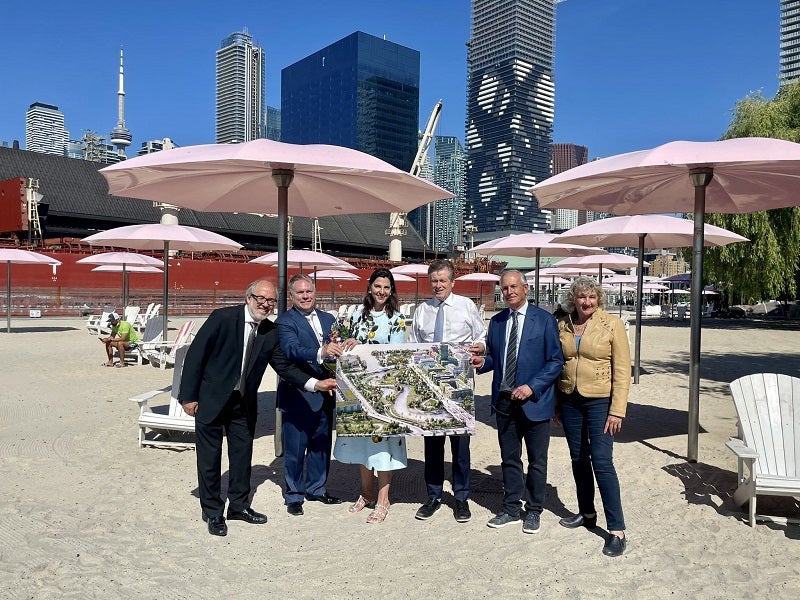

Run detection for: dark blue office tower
[[281, 31, 420, 171]]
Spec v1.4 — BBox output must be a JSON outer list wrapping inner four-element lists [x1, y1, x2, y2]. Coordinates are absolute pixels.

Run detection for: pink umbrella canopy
[[390, 264, 430, 304], [0, 249, 62, 333], [250, 250, 355, 273], [78, 252, 164, 306], [82, 223, 242, 341], [99, 139, 453, 313], [530, 138, 793, 462], [555, 252, 648, 280], [313, 269, 361, 306], [472, 232, 605, 304]]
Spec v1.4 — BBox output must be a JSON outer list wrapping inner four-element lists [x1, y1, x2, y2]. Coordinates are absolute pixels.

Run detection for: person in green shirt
[[101, 312, 139, 367]]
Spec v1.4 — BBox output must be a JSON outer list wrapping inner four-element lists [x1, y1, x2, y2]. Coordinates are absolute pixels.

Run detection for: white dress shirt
[[409, 292, 486, 344]]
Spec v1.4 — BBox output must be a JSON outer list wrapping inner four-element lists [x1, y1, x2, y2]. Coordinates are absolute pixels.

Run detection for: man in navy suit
[[472, 270, 564, 535], [276, 273, 346, 516], [179, 278, 336, 536]]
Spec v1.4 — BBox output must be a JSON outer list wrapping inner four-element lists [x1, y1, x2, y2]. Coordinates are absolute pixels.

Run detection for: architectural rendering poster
[[334, 343, 476, 437]]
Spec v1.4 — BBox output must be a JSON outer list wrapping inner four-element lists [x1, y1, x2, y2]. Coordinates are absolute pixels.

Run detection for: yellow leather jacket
[[557, 308, 631, 417]]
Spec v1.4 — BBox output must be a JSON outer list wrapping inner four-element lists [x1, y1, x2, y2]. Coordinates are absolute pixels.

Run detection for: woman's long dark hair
[[361, 268, 399, 318]]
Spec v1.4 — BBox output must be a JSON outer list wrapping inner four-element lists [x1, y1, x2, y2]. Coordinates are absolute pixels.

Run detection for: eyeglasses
[[249, 294, 277, 305]]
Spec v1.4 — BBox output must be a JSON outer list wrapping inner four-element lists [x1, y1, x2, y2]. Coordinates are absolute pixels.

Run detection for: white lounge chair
[[86, 306, 115, 335], [144, 320, 195, 369], [133, 302, 155, 331], [130, 345, 195, 450], [727, 373, 800, 526], [126, 316, 165, 365]]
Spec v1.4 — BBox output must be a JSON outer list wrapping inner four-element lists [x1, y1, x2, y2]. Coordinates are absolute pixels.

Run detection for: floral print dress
[[332, 306, 408, 470]]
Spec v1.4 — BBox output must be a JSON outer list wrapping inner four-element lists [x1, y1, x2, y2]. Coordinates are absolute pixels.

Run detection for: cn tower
[[109, 48, 132, 157]]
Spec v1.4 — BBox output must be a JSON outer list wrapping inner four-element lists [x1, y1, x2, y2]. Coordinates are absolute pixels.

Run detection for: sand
[[1, 315, 799, 599]]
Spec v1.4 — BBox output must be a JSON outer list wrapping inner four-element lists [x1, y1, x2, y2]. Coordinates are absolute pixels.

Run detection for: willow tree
[[700, 82, 800, 305]]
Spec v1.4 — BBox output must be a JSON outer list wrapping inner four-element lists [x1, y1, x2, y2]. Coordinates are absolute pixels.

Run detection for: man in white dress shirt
[[409, 259, 486, 522]]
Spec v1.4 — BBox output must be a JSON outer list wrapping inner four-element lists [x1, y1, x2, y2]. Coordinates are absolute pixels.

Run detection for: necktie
[[433, 301, 445, 342], [307, 312, 323, 344], [236, 322, 257, 393], [504, 311, 518, 389]]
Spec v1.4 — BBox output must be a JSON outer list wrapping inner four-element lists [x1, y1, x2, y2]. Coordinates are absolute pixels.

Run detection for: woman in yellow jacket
[[555, 276, 630, 557]]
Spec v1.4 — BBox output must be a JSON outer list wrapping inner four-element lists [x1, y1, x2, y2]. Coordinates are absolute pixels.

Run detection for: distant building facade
[[137, 138, 177, 156], [550, 143, 588, 231], [26, 102, 69, 155], [465, 0, 557, 240], [432, 136, 467, 251], [280, 31, 420, 171], [266, 106, 281, 141], [781, 0, 800, 84], [216, 30, 265, 144], [65, 131, 124, 164]]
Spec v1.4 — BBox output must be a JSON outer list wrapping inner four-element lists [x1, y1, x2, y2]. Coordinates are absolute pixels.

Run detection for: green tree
[[700, 83, 800, 305]]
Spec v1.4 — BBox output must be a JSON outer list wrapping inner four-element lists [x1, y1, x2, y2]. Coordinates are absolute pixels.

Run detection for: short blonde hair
[[563, 276, 606, 314]]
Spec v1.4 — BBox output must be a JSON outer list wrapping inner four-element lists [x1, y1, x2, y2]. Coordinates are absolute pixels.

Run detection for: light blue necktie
[[433, 301, 445, 342]]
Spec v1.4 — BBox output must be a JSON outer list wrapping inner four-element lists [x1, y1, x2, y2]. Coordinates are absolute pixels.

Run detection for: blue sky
[[0, 0, 780, 160]]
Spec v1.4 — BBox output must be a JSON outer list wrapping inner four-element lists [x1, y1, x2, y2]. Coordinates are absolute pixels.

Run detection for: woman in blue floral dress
[[333, 269, 407, 523]]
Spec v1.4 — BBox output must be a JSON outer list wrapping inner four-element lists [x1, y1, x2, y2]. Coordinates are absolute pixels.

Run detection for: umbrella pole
[[687, 168, 713, 463], [162, 241, 169, 342], [619, 283, 623, 318], [273, 170, 294, 315], [534, 248, 541, 306], [122, 264, 128, 308], [633, 233, 645, 385], [6, 263, 10, 333]]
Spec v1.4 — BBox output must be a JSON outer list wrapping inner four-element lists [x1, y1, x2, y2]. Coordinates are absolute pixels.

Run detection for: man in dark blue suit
[[472, 270, 564, 534], [276, 273, 345, 516], [179, 279, 337, 536]]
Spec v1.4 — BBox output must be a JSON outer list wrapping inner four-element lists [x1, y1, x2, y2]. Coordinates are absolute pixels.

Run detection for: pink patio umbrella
[[471, 233, 604, 305], [82, 223, 242, 342], [77, 252, 163, 307], [390, 264, 431, 304], [314, 269, 361, 307], [99, 139, 453, 314], [529, 137, 800, 461], [553, 215, 747, 386], [0, 249, 62, 333], [555, 252, 647, 280], [455, 272, 500, 307], [250, 250, 355, 286]]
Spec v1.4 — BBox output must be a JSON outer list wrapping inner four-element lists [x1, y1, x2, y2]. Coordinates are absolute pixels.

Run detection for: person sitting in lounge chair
[[101, 312, 139, 367]]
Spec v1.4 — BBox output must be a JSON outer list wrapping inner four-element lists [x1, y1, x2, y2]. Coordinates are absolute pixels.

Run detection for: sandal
[[348, 495, 375, 513], [366, 504, 389, 524]]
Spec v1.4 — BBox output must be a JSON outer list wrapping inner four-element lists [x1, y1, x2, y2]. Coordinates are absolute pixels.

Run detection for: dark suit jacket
[[275, 306, 336, 413], [478, 303, 564, 421], [178, 305, 308, 430]]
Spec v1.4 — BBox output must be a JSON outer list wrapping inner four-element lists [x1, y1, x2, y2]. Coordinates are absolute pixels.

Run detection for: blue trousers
[[496, 405, 550, 517], [424, 435, 470, 502], [281, 395, 334, 504], [560, 392, 625, 531]]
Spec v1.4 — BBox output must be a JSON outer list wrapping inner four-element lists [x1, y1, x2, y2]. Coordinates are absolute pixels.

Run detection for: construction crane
[[387, 100, 442, 261]]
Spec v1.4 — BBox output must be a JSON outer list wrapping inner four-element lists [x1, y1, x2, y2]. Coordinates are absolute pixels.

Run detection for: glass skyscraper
[[216, 30, 265, 144], [465, 0, 557, 239], [280, 31, 420, 171], [781, 1, 800, 84], [432, 136, 467, 251], [25, 102, 69, 155]]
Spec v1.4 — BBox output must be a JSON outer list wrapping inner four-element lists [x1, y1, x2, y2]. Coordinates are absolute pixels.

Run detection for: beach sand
[[1, 315, 799, 599]]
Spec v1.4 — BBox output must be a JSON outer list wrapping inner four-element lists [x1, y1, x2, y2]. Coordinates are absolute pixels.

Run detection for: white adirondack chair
[[727, 373, 800, 526], [133, 302, 155, 331], [85, 305, 115, 335], [126, 316, 165, 365], [130, 345, 195, 449], [144, 320, 196, 369]]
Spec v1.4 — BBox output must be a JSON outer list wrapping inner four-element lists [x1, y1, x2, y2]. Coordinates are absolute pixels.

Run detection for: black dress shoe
[[305, 493, 343, 505], [453, 500, 472, 523], [602, 534, 627, 557], [227, 507, 268, 524], [415, 498, 441, 520], [287, 502, 304, 516], [559, 513, 597, 529], [202, 513, 228, 536]]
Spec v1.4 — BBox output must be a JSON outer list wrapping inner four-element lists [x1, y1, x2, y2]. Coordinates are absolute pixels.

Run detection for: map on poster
[[334, 342, 475, 437]]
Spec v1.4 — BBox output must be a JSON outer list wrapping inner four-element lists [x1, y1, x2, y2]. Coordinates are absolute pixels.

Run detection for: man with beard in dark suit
[[179, 278, 336, 536]]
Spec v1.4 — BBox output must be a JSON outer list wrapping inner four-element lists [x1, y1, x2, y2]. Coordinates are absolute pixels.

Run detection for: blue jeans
[[560, 392, 625, 531]]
